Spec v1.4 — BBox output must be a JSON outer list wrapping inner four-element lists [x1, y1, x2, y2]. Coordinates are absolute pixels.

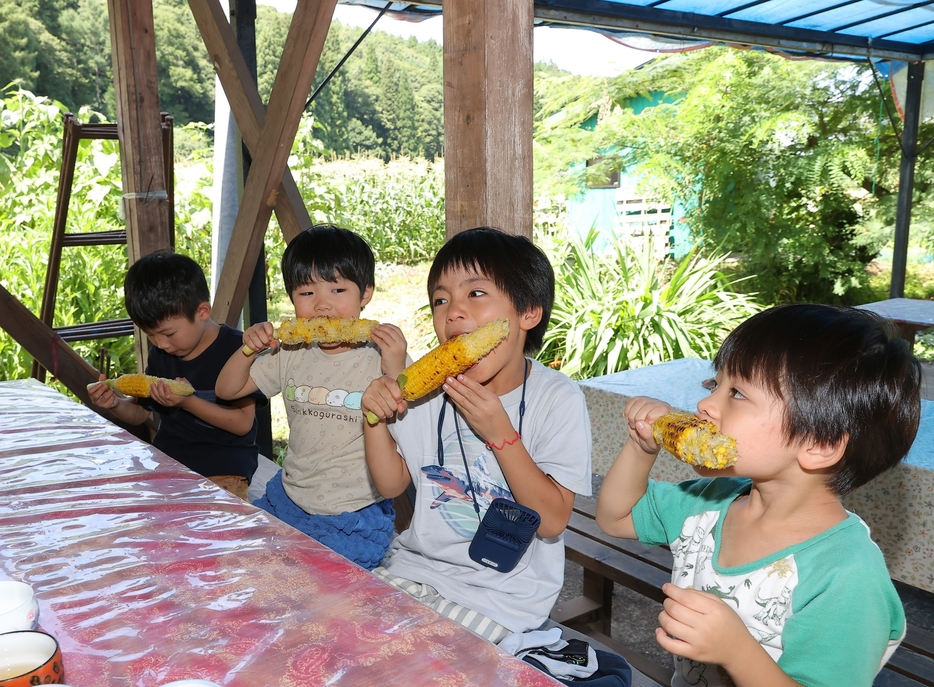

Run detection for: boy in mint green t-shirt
[[596, 304, 921, 687]]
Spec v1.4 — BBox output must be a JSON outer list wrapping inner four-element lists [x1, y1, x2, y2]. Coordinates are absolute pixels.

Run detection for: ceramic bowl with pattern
[[0, 630, 65, 686]]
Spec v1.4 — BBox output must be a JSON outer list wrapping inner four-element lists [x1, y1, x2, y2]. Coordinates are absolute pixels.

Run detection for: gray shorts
[[371, 566, 512, 644]]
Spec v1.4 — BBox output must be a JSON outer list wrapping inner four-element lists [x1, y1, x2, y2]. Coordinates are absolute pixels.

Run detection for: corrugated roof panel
[[787, 1, 910, 32], [653, 0, 753, 13], [597, 0, 662, 6], [727, 0, 847, 24], [597, 0, 655, 6], [837, 7, 934, 37], [342, 0, 934, 56], [882, 23, 934, 41]]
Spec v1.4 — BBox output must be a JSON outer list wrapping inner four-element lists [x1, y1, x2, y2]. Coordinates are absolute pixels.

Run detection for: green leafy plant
[[0, 87, 135, 382], [534, 49, 906, 305], [539, 231, 764, 379]]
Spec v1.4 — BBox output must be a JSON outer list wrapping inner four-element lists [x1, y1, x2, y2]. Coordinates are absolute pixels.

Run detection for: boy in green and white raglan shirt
[[596, 304, 921, 687]]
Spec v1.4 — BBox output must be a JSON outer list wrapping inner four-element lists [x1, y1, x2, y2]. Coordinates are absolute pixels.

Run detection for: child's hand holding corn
[[369, 323, 408, 378], [241, 321, 278, 356], [625, 398, 740, 469], [148, 377, 194, 408], [361, 375, 408, 424], [625, 396, 672, 458], [88, 375, 120, 410]]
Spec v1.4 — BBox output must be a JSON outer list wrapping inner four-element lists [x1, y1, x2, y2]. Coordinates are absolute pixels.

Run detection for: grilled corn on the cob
[[397, 319, 510, 401], [94, 373, 195, 399], [364, 319, 510, 424], [652, 410, 738, 469], [242, 316, 379, 355]]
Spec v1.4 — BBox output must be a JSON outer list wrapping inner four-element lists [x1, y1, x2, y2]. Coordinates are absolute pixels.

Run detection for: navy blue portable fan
[[469, 498, 541, 573]]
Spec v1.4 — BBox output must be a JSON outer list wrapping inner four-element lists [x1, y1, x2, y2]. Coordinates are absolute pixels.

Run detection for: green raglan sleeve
[[632, 477, 751, 547], [776, 520, 905, 687]]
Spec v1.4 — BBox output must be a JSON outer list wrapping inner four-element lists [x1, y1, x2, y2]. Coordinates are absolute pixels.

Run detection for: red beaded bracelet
[[486, 430, 521, 451]]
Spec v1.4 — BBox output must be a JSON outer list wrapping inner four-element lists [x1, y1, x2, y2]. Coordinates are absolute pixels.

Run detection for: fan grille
[[482, 501, 539, 550]]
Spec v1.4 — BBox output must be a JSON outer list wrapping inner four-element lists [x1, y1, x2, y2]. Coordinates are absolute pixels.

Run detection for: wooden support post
[[107, 0, 172, 370], [443, 0, 534, 238], [891, 61, 924, 299], [107, 0, 172, 261], [209, 0, 336, 325], [188, 0, 311, 245]]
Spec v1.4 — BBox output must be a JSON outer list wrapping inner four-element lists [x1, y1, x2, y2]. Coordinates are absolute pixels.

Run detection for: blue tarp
[[340, 0, 934, 61]]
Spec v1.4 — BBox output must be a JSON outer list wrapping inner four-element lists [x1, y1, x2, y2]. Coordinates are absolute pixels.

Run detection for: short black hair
[[124, 250, 210, 331], [714, 303, 922, 495], [427, 227, 555, 354], [282, 224, 375, 299]]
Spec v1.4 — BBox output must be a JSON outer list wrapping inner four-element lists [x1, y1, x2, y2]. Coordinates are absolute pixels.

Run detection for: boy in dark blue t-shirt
[[88, 250, 260, 499]]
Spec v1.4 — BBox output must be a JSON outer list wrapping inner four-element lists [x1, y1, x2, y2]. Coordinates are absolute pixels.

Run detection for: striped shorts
[[371, 566, 512, 644]]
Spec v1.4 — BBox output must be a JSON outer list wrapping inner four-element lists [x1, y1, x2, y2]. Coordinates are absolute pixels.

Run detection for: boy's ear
[[799, 435, 848, 471], [518, 305, 543, 332], [360, 285, 374, 309], [196, 301, 212, 322]]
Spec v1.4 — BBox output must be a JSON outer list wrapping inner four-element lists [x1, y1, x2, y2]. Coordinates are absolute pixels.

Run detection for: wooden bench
[[553, 495, 934, 687]]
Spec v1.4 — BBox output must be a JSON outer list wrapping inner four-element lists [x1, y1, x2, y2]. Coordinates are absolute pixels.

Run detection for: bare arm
[[187, 396, 256, 435], [87, 376, 151, 426], [361, 376, 412, 498], [595, 396, 671, 539], [216, 323, 273, 400], [441, 374, 574, 538], [153, 383, 257, 436], [490, 441, 575, 539]]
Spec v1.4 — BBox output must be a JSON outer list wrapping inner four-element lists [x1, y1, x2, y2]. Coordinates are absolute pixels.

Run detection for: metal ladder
[[31, 112, 175, 382]]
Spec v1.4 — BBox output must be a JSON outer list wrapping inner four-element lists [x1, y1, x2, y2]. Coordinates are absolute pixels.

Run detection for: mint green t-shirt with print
[[632, 478, 904, 687]]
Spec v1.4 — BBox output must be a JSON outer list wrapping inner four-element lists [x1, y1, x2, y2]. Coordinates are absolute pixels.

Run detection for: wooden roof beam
[[188, 0, 311, 246]]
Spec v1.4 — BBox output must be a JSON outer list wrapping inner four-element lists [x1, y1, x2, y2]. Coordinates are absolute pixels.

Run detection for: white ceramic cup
[[0, 583, 38, 633]]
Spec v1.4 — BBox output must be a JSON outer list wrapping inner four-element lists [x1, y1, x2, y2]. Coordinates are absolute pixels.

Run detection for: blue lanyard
[[436, 359, 530, 518]]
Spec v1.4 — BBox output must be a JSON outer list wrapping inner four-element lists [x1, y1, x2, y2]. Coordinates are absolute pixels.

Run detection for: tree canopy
[[534, 48, 934, 304], [0, 0, 446, 160]]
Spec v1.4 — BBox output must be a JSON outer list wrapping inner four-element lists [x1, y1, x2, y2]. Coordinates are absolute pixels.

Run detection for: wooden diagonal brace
[[0, 283, 147, 439], [208, 0, 337, 325], [188, 0, 310, 247]]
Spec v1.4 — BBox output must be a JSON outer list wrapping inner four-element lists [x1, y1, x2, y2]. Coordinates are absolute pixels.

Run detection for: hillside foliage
[[0, 0, 447, 159], [534, 48, 934, 304], [0, 87, 449, 381]]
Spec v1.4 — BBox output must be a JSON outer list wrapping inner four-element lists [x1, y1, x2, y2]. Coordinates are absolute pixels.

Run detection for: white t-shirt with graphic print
[[384, 359, 593, 634], [633, 478, 905, 687]]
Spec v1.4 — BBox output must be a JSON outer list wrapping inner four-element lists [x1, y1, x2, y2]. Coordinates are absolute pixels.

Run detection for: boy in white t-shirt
[[597, 304, 921, 687], [217, 224, 407, 569], [362, 227, 593, 642]]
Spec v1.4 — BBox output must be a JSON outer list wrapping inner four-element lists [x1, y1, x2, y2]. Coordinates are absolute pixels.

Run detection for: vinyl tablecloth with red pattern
[[0, 379, 559, 686]]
